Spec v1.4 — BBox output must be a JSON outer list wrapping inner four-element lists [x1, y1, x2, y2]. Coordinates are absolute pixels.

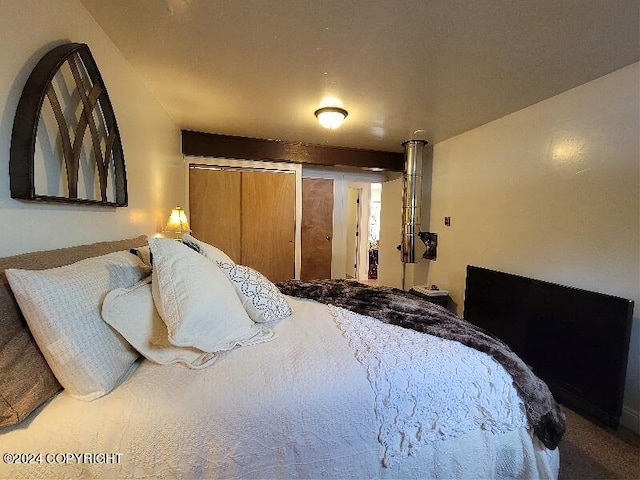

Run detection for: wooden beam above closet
[[182, 130, 404, 172]]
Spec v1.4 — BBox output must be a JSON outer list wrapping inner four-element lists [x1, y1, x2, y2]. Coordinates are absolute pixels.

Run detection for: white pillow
[[181, 233, 235, 265], [149, 238, 274, 352], [102, 277, 218, 369], [217, 262, 291, 323], [5, 251, 150, 401]]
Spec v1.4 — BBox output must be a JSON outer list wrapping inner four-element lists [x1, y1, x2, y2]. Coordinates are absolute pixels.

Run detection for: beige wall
[[426, 63, 639, 431], [0, 0, 183, 257]]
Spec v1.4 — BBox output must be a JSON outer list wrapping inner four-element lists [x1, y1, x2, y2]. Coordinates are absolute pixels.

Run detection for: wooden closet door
[[241, 170, 296, 282], [189, 168, 242, 263]]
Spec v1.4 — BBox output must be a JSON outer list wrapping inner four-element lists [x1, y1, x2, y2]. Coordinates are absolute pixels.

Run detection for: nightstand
[[408, 288, 450, 309]]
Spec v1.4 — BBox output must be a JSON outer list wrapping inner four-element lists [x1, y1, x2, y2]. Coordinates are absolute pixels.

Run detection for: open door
[[377, 177, 403, 288], [345, 187, 361, 279]]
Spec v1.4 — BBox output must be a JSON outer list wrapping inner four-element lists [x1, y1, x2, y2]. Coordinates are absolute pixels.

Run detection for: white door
[[345, 187, 361, 279], [378, 177, 403, 288]]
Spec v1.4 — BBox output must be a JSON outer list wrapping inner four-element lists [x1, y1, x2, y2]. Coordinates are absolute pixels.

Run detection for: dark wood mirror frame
[[10, 42, 127, 207]]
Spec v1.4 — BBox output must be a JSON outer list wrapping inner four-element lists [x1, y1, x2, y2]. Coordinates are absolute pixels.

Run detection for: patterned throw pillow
[[217, 262, 292, 323]]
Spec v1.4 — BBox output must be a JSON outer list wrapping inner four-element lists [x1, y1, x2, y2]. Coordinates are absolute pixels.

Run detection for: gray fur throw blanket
[[277, 278, 565, 450]]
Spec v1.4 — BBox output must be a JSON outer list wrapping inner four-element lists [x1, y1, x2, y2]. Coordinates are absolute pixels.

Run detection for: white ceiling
[[81, 0, 639, 152]]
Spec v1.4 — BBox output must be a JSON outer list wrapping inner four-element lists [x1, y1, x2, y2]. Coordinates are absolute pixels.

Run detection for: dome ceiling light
[[314, 106, 348, 129]]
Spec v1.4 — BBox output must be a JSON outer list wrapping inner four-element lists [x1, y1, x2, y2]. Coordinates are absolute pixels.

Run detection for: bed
[[0, 234, 563, 479]]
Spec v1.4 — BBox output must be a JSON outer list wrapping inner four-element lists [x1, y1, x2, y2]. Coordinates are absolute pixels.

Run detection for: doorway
[[367, 183, 382, 283], [299, 168, 387, 281]]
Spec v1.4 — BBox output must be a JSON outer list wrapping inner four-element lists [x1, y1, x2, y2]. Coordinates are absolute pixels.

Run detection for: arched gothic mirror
[[10, 42, 127, 206]]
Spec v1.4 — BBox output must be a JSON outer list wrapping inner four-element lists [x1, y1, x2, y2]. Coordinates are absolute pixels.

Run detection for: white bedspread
[[330, 305, 528, 467], [0, 297, 558, 479]]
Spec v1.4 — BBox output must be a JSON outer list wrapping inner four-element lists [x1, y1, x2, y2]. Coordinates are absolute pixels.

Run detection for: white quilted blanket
[[0, 297, 557, 479]]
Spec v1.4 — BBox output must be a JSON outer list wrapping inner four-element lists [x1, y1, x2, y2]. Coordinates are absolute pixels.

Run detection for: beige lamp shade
[[164, 206, 191, 238]]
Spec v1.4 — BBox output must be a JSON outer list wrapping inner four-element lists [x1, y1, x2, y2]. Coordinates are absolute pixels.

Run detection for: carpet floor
[[559, 408, 639, 479]]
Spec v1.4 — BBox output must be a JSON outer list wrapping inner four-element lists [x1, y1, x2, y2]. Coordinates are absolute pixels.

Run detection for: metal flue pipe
[[401, 139, 428, 263]]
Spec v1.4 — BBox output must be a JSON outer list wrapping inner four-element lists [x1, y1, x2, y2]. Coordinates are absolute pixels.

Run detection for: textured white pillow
[[149, 238, 274, 352], [217, 262, 292, 323], [102, 277, 218, 369], [5, 251, 150, 401], [181, 233, 234, 265]]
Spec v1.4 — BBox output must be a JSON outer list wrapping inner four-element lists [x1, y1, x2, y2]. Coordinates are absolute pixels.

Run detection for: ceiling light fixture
[[314, 107, 348, 129]]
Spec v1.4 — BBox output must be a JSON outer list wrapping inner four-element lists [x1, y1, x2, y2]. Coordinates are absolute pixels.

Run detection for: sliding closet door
[[190, 166, 296, 282], [189, 168, 242, 262], [241, 170, 296, 283]]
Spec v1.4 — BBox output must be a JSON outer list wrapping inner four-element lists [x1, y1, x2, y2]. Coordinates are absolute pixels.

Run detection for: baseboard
[[620, 406, 639, 434]]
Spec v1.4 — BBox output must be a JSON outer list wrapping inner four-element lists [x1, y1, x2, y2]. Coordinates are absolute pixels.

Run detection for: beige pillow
[[102, 277, 218, 369], [6, 251, 150, 401], [149, 238, 274, 352]]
